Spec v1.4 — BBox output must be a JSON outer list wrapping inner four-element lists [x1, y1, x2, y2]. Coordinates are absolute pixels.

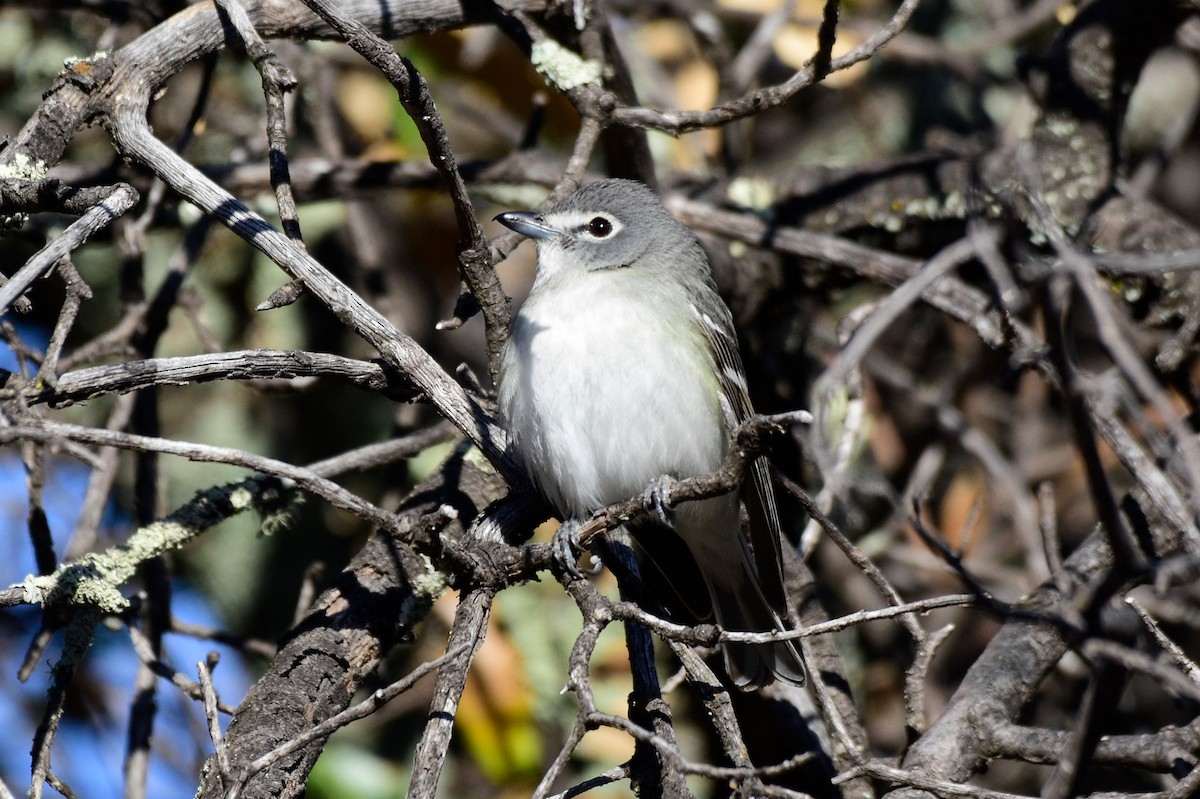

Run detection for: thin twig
[[296, 0, 509, 381], [0, 185, 138, 315], [198, 655, 231, 788], [214, 0, 302, 241], [404, 589, 496, 799], [127, 623, 236, 713], [0, 419, 400, 534], [223, 646, 470, 799], [1125, 598, 1200, 686], [607, 0, 919, 132]]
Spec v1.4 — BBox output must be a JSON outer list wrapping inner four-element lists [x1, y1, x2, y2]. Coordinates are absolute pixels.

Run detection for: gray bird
[[495, 179, 804, 689]]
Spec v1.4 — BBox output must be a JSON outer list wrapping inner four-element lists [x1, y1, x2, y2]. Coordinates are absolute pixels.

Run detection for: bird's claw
[[642, 475, 676, 527], [552, 520, 585, 579]]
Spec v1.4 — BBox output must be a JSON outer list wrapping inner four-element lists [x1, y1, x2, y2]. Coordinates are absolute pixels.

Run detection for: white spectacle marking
[[543, 210, 624, 240]]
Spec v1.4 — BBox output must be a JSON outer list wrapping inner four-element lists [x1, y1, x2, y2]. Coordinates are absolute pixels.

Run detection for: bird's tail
[[709, 565, 806, 689], [679, 495, 806, 689]]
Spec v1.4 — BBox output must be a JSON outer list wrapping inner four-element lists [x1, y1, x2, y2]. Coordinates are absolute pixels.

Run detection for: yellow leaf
[[637, 19, 693, 61], [336, 71, 395, 145]]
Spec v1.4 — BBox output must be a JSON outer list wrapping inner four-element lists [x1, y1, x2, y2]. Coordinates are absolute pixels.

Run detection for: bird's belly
[[501, 293, 727, 517]]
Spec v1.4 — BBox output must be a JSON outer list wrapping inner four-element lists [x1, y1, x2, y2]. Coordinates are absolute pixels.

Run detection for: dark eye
[[587, 217, 613, 237]]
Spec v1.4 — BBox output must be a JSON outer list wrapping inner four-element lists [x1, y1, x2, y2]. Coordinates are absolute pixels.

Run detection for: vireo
[[495, 179, 804, 689]]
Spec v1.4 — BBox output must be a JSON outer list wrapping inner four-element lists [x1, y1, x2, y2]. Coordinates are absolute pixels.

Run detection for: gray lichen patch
[[0, 152, 49, 230], [18, 475, 300, 615], [531, 40, 603, 91]]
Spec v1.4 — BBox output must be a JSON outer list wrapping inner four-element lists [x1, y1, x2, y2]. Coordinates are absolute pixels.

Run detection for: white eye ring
[[578, 213, 622, 240], [543, 211, 624, 241]]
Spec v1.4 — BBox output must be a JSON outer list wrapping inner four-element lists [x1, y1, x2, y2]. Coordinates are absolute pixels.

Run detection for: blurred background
[[2, 0, 1200, 796]]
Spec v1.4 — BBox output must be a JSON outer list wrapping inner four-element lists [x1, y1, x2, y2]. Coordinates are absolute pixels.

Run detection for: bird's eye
[[587, 217, 613, 238]]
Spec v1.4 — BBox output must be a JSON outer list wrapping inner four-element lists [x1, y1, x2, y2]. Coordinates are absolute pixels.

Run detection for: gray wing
[[690, 298, 791, 614]]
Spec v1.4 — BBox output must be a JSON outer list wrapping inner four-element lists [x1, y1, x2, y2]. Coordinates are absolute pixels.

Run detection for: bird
[[494, 178, 804, 689]]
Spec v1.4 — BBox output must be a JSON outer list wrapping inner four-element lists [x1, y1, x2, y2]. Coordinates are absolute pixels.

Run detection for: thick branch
[[196, 443, 508, 799]]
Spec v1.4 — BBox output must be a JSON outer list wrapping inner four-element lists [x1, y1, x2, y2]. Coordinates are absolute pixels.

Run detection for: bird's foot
[[552, 520, 585, 579], [642, 475, 677, 527]]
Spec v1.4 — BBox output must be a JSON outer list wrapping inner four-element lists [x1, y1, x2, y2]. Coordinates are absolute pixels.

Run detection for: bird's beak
[[494, 211, 558, 240]]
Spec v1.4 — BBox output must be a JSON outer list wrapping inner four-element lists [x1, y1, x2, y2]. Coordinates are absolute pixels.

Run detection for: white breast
[[498, 270, 727, 518]]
